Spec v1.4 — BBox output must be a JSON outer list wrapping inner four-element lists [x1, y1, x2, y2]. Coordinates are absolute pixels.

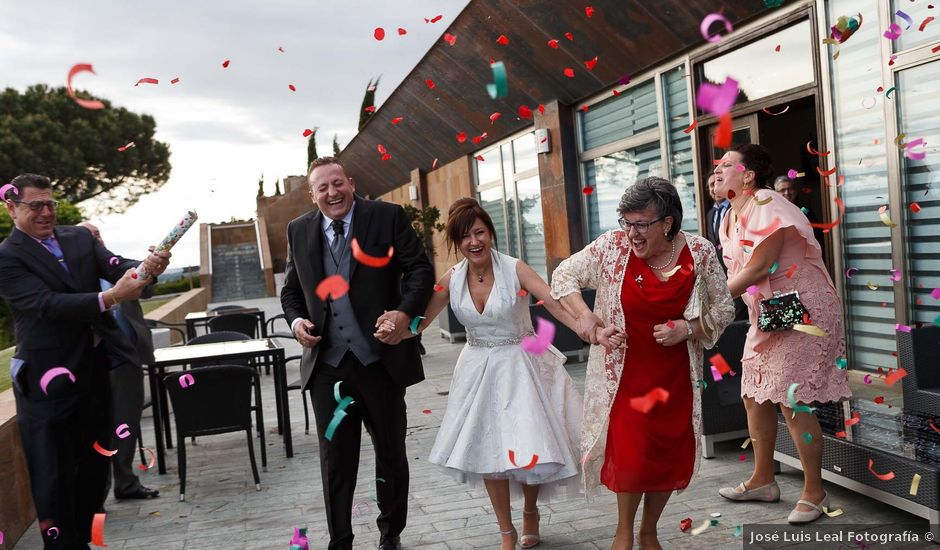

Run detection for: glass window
[[891, 0, 940, 52], [478, 186, 508, 251], [585, 142, 663, 240], [581, 81, 658, 150], [663, 64, 700, 233], [516, 176, 547, 280], [699, 20, 814, 111], [476, 146, 502, 185], [513, 134, 538, 174], [898, 60, 940, 327], [827, 0, 896, 372]]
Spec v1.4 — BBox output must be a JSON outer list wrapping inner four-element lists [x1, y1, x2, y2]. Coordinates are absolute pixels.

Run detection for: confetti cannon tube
[[135, 210, 198, 280]]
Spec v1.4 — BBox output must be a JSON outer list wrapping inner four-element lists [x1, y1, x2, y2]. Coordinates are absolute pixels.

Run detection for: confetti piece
[[710, 365, 723, 381], [835, 431, 847, 438], [302, 129, 313, 138], [787, 383, 817, 417], [682, 120, 697, 134], [290, 526, 309, 550], [428, 14, 443, 23], [768, 261, 779, 275], [896, 323, 912, 333], [866, 281, 880, 291], [425, 79, 435, 90], [660, 264, 682, 279], [836, 357, 847, 369], [433, 284, 444, 292], [810, 197, 845, 230], [906, 473, 922, 497], [521, 317, 555, 355], [66, 63, 106, 110], [397, 27, 407, 36], [496, 34, 509, 45], [629, 387, 670, 413], [518, 105, 532, 119], [884, 22, 903, 40], [585, 5, 595, 17], [351, 238, 394, 267], [805, 141, 830, 157], [932, 288, 940, 300], [889, 268, 902, 282], [116, 142, 136, 152], [517, 289, 528, 298], [288, 84, 296, 92], [134, 77, 159, 87], [713, 113, 733, 149], [793, 324, 827, 337], [817, 166, 838, 177], [896, 10, 914, 30], [679, 518, 692, 532], [93, 440, 118, 457], [874, 395, 885, 404], [709, 354, 732, 375], [802, 432, 813, 444], [691, 520, 711, 535], [733, 525, 743, 537], [700, 13, 733, 43], [538, 104, 546, 114], [115, 423, 131, 439], [738, 454, 747, 461], [456, 132, 467, 143], [0, 183, 18, 199], [878, 208, 898, 227], [179, 373, 195, 388], [46, 527, 59, 540], [325, 391, 355, 441], [761, 105, 790, 116], [904, 137, 927, 161], [697, 378, 707, 390], [751, 217, 781, 236], [845, 412, 862, 428], [486, 61, 508, 99], [443, 33, 457, 46], [868, 458, 895, 480], [92, 513, 107, 546], [422, 409, 431, 415], [39, 366, 76, 395], [787, 169, 803, 179], [583, 56, 598, 71], [697, 77, 738, 116], [822, 506, 843, 517], [222, 60, 231, 68], [920, 16, 935, 32], [910, 202, 922, 213], [136, 447, 155, 471], [563, 67, 575, 78], [508, 449, 539, 469], [885, 367, 908, 386], [885, 86, 897, 98], [374, 27, 385, 40], [582, 186, 594, 195], [315, 274, 350, 301], [547, 39, 559, 48], [474, 155, 485, 162]]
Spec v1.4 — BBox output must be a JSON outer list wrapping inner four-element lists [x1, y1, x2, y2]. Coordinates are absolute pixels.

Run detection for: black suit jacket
[[280, 199, 434, 389], [705, 203, 726, 248], [0, 226, 140, 402]]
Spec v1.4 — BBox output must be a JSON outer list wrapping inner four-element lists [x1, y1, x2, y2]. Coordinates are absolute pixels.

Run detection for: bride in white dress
[[394, 198, 623, 550]]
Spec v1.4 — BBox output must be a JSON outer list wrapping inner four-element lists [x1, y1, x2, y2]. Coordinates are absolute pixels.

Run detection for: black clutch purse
[[757, 290, 807, 332]]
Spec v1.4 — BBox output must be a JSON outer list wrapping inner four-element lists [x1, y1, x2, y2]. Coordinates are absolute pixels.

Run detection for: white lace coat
[[550, 230, 735, 499]]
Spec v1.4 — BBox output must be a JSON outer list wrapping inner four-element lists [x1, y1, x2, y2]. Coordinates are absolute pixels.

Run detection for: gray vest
[[320, 223, 379, 367]]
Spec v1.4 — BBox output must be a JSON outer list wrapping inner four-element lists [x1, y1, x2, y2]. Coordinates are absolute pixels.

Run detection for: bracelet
[[685, 319, 693, 340], [106, 290, 119, 308]]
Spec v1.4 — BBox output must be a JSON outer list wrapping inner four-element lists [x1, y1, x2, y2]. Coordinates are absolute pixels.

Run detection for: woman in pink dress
[[713, 144, 851, 524]]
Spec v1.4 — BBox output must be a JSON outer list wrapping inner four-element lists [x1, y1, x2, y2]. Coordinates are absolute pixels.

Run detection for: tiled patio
[[13, 297, 933, 549]]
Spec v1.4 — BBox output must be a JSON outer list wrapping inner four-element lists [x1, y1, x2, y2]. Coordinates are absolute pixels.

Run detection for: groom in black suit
[[0, 173, 169, 549], [280, 157, 433, 550]]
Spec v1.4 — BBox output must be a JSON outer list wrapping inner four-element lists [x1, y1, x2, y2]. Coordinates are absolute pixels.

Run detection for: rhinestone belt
[[466, 332, 534, 348]]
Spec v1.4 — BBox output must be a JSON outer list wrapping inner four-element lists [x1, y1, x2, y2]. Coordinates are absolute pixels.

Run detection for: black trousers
[[310, 353, 409, 550], [15, 348, 111, 550], [103, 363, 145, 497]]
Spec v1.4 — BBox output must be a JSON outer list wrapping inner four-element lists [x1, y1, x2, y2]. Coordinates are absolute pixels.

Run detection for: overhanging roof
[[340, 0, 772, 197]]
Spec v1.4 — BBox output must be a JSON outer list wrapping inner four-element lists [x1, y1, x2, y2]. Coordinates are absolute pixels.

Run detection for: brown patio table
[[149, 338, 291, 474]]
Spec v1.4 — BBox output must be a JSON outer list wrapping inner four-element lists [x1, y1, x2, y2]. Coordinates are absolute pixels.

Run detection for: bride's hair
[[445, 197, 498, 257]]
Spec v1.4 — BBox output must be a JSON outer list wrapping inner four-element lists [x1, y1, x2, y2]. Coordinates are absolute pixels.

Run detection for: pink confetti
[[117, 142, 135, 152], [521, 317, 555, 355], [179, 373, 195, 388], [66, 63, 106, 110], [134, 77, 158, 86], [746, 285, 759, 295], [931, 288, 940, 300], [884, 22, 902, 40], [0, 183, 18, 199], [115, 423, 131, 439], [889, 269, 902, 282], [696, 77, 738, 116], [40, 367, 76, 395], [895, 323, 912, 332], [700, 13, 733, 43], [863, 374, 872, 384], [710, 365, 724, 381]]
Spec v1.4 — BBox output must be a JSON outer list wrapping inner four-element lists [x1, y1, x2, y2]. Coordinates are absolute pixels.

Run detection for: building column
[[535, 100, 585, 279]]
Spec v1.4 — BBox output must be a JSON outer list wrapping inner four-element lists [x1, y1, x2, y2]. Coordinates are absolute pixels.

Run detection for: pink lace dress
[[719, 189, 851, 405]]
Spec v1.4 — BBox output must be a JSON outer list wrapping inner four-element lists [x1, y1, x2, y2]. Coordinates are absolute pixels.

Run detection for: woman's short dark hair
[[6, 173, 51, 200], [617, 177, 683, 241], [734, 144, 774, 189], [445, 197, 498, 256]]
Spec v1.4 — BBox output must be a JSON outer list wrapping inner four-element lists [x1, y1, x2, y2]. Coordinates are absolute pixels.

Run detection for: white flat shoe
[[788, 492, 829, 524], [718, 480, 780, 502]]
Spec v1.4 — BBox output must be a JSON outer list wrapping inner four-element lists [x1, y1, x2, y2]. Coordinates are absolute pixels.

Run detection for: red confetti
[[680, 518, 692, 532], [585, 6, 595, 17], [433, 284, 444, 292], [363, 106, 376, 114], [806, 141, 831, 156], [170, 77, 180, 84], [873, 396, 885, 404], [682, 120, 698, 134], [66, 63, 106, 110], [739, 454, 747, 461], [518, 105, 533, 119], [351, 238, 393, 267], [117, 142, 136, 152], [868, 458, 895, 481], [817, 166, 838, 177], [374, 27, 386, 41], [727, 189, 736, 199], [835, 431, 847, 438], [885, 367, 908, 386], [93, 440, 118, 457], [377, 144, 387, 154], [472, 132, 488, 145], [739, 239, 755, 247], [583, 56, 598, 71], [582, 186, 594, 195], [932, 44, 940, 53], [580, 105, 589, 113], [496, 34, 509, 45], [563, 67, 575, 78], [391, 117, 404, 125], [508, 450, 539, 469], [397, 27, 407, 36], [774, 44, 781, 52], [222, 60, 230, 68], [565, 31, 574, 41], [431, 158, 439, 169], [277, 46, 285, 52], [489, 112, 502, 123], [910, 202, 922, 213], [428, 14, 443, 23], [381, 153, 391, 161], [134, 77, 158, 86], [547, 39, 560, 48], [474, 155, 485, 161], [535, 300, 544, 306], [518, 289, 528, 297], [612, 90, 621, 96], [92, 513, 107, 547], [443, 33, 457, 46], [316, 274, 350, 301], [302, 128, 314, 137], [845, 411, 861, 426], [131, 273, 138, 279], [785, 264, 798, 278], [630, 387, 669, 413], [810, 197, 845, 230], [456, 131, 467, 143], [422, 409, 432, 414], [929, 419, 940, 433], [288, 84, 296, 92], [714, 113, 733, 149], [538, 104, 545, 114], [709, 354, 733, 375], [425, 79, 436, 90], [920, 16, 935, 31], [666, 320, 676, 329]]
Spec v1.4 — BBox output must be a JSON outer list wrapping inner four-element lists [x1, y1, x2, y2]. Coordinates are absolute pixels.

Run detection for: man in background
[[774, 175, 825, 247], [81, 222, 160, 502]]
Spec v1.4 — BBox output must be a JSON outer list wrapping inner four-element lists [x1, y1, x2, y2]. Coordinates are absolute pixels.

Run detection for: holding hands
[[374, 310, 410, 344]]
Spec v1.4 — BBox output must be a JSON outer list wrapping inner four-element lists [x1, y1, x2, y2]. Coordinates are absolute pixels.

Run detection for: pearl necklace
[[645, 239, 677, 270]]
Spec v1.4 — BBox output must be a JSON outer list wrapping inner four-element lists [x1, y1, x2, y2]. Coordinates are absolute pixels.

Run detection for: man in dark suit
[[0, 173, 170, 549], [80, 222, 160, 502], [280, 157, 433, 550]]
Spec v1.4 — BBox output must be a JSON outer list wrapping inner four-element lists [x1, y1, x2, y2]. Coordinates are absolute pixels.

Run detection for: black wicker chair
[[284, 355, 311, 434], [265, 313, 295, 340], [898, 324, 940, 417], [208, 313, 260, 339], [163, 365, 265, 501], [700, 320, 750, 457], [208, 304, 248, 312]]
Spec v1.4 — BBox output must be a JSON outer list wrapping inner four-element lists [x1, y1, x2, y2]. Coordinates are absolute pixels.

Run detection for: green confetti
[[710, 518, 720, 526], [769, 261, 779, 274], [325, 393, 355, 441], [733, 525, 743, 537], [787, 382, 817, 418], [802, 432, 813, 444], [836, 357, 847, 369], [409, 315, 425, 335], [763, 0, 784, 6], [934, 314, 940, 327], [697, 378, 708, 390], [486, 61, 509, 99]]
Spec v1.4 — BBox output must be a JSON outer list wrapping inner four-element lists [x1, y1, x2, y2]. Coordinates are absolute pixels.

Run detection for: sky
[[0, 0, 470, 266]]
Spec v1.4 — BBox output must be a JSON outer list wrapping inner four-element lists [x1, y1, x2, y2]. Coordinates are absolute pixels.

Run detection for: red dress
[[601, 245, 696, 493]]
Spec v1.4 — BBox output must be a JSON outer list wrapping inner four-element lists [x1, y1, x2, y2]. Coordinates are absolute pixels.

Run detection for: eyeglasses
[[12, 199, 59, 212], [618, 216, 664, 234]]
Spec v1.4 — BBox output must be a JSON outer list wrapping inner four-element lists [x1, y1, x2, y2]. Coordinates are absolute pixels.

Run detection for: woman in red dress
[[551, 177, 735, 550]]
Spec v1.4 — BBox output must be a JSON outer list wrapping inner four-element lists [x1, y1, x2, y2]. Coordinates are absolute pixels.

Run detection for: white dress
[[428, 251, 583, 498]]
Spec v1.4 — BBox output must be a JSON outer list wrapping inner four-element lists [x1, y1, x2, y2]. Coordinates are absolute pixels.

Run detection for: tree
[[0, 84, 172, 215], [257, 173, 265, 197], [274, 178, 282, 196], [306, 128, 319, 167], [358, 77, 380, 130], [402, 204, 445, 259], [333, 134, 341, 156]]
